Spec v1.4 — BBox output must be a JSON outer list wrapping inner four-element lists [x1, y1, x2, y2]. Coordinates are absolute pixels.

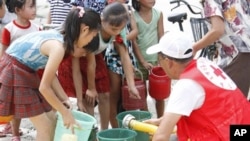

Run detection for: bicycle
[[167, 0, 217, 61]]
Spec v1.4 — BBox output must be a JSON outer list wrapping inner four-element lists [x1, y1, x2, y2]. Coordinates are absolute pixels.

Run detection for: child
[[46, 0, 72, 30], [132, 0, 165, 118], [0, 7, 101, 141], [58, 2, 140, 129], [58, 0, 110, 130], [105, 0, 139, 128], [0, 0, 40, 140], [71, 0, 107, 14]]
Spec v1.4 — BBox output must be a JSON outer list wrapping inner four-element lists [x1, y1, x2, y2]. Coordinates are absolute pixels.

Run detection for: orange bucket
[[122, 70, 146, 110], [149, 66, 171, 100], [0, 115, 13, 124]]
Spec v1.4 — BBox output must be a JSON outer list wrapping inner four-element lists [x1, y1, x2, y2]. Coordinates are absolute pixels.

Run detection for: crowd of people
[[0, 0, 249, 141]]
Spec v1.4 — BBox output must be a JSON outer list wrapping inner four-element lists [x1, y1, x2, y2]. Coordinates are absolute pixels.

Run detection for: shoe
[[0, 123, 23, 137], [0, 123, 11, 137], [11, 136, 21, 141]]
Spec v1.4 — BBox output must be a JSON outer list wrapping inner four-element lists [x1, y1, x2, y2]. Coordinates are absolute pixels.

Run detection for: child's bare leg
[[29, 110, 57, 141], [11, 118, 22, 136], [98, 92, 110, 130], [109, 70, 122, 128]]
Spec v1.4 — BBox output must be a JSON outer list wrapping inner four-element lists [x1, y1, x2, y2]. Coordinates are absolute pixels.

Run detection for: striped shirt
[[48, 0, 72, 25]]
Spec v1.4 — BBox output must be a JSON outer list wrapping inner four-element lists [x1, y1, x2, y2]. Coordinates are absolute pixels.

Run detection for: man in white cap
[[145, 31, 250, 141]]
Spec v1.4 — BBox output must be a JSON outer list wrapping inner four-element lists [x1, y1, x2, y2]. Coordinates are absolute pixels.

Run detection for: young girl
[[105, 0, 139, 128], [132, 0, 165, 118], [58, 0, 110, 130], [47, 0, 72, 25], [0, 0, 40, 140], [59, 2, 141, 130], [0, 7, 101, 141]]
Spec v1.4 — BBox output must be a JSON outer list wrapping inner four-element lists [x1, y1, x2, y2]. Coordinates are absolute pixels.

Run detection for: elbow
[[39, 84, 49, 96], [211, 26, 225, 40]]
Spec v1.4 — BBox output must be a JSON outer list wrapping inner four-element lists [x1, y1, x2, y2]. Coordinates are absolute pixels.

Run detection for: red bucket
[[122, 71, 147, 110], [149, 66, 171, 100]]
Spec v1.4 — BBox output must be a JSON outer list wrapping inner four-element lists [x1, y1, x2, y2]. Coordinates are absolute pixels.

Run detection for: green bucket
[[97, 128, 137, 141], [54, 110, 97, 141], [116, 110, 152, 141]]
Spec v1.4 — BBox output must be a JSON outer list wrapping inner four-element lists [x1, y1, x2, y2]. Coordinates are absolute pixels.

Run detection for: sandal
[[0, 123, 23, 137], [11, 136, 21, 141], [0, 123, 11, 137]]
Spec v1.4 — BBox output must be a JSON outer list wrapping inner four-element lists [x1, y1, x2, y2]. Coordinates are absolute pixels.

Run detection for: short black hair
[[102, 2, 129, 27], [62, 7, 101, 55], [6, 0, 36, 13]]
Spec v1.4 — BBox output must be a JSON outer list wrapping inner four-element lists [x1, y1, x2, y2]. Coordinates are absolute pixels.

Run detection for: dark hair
[[62, 8, 101, 55], [6, 0, 36, 13], [132, 0, 140, 11], [102, 2, 129, 27], [84, 34, 99, 52], [0, 0, 3, 7]]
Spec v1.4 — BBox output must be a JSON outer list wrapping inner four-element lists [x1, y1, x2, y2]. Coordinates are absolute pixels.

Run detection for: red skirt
[[58, 53, 110, 97], [0, 54, 52, 118]]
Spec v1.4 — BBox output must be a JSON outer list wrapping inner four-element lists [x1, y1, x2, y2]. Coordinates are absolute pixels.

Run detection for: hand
[[143, 118, 161, 126], [62, 99, 73, 110], [85, 89, 98, 106], [142, 61, 154, 70], [77, 101, 87, 113], [128, 86, 141, 99], [61, 110, 82, 134]]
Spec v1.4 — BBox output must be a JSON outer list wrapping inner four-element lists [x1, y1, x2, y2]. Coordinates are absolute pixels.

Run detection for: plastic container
[[97, 128, 137, 141], [122, 78, 147, 110], [149, 66, 171, 100], [0, 115, 13, 124], [53, 110, 97, 141], [116, 110, 152, 141]]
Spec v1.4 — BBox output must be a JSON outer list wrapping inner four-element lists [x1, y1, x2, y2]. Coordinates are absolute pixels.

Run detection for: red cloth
[[58, 53, 110, 97], [0, 54, 52, 118], [177, 58, 250, 141]]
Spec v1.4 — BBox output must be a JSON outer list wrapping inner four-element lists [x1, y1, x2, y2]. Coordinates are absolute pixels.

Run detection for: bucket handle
[[122, 68, 144, 85]]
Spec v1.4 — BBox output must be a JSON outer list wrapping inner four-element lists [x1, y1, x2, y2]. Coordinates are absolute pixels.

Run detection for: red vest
[[177, 58, 250, 141]]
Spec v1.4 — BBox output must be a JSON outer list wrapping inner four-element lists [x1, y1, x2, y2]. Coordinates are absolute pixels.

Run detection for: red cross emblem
[[210, 65, 226, 79]]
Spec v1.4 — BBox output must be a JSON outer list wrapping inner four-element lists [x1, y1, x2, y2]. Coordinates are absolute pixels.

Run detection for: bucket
[[97, 128, 137, 141], [0, 115, 13, 124], [54, 110, 97, 141], [149, 66, 171, 100], [122, 69, 146, 110], [116, 110, 152, 141]]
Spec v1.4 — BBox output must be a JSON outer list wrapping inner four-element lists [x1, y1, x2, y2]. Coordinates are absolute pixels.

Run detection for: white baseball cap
[[146, 31, 193, 59]]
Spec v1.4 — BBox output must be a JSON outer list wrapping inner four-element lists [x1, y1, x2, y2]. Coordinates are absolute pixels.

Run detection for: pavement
[[0, 95, 177, 141]]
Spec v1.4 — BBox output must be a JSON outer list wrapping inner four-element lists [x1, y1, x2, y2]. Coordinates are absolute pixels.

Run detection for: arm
[[0, 44, 7, 58], [114, 42, 140, 99], [0, 28, 10, 58], [126, 8, 138, 41], [72, 57, 87, 112], [152, 112, 181, 141], [39, 40, 78, 129], [85, 53, 98, 106], [51, 76, 73, 109], [193, 16, 224, 55], [157, 12, 164, 40], [132, 40, 153, 69]]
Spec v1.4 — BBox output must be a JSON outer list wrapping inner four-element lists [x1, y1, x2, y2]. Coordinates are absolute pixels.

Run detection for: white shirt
[[166, 79, 205, 116]]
